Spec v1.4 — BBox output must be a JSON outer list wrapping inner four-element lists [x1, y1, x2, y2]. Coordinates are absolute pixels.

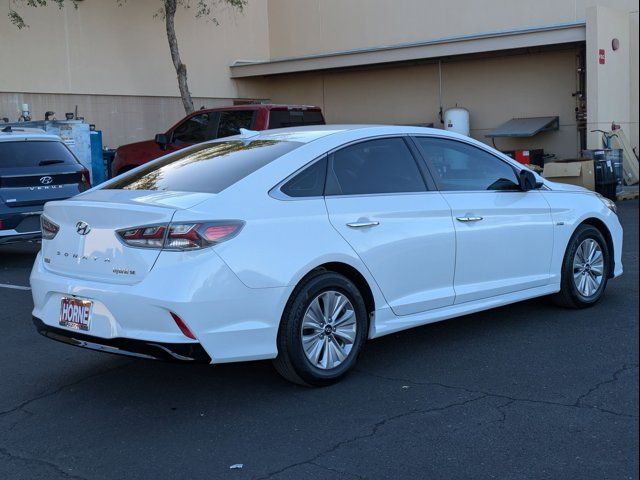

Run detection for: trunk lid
[[41, 190, 212, 284], [0, 165, 85, 208]]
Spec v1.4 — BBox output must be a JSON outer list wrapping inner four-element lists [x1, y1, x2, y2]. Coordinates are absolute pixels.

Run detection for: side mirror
[[155, 133, 170, 150], [519, 169, 543, 191]]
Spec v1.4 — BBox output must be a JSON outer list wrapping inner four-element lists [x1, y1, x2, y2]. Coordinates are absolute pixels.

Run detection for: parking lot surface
[[0, 201, 638, 480]]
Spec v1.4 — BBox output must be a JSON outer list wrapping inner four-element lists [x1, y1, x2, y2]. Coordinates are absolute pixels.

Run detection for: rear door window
[[325, 138, 427, 196], [104, 140, 302, 194], [268, 110, 325, 129], [0, 141, 78, 167], [217, 110, 255, 138]]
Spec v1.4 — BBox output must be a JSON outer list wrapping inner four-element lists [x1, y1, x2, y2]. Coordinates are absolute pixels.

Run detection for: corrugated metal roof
[[485, 116, 559, 138]]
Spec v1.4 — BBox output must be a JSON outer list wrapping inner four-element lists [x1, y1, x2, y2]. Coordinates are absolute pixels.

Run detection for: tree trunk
[[164, 0, 194, 114]]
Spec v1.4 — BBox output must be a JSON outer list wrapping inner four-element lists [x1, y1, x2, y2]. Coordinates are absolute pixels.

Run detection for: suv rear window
[[105, 140, 302, 194], [268, 110, 325, 129], [0, 141, 78, 167]]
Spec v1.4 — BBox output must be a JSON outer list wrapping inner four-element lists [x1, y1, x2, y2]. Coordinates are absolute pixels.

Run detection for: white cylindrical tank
[[444, 107, 470, 137]]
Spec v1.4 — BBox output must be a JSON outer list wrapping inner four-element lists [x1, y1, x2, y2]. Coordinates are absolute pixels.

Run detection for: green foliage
[[8, 0, 77, 29], [7, 0, 247, 29]]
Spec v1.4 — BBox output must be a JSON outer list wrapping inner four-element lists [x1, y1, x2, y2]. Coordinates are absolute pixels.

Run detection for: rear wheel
[[273, 272, 368, 386], [553, 224, 610, 308]]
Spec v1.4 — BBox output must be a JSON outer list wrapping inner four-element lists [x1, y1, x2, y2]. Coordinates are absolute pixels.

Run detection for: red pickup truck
[[111, 104, 325, 176]]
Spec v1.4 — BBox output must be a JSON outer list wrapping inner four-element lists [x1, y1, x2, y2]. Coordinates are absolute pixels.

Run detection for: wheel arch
[[576, 217, 615, 278], [286, 261, 376, 319]]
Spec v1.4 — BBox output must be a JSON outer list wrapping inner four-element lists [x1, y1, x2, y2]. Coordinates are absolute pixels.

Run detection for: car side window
[[217, 110, 255, 138], [172, 113, 212, 144], [280, 157, 327, 198], [413, 137, 520, 192], [325, 138, 427, 196]]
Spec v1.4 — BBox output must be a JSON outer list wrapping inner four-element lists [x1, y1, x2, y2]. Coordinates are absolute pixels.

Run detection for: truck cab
[[111, 104, 324, 177]]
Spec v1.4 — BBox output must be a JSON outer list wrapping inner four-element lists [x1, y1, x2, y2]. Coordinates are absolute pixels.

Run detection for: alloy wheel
[[573, 238, 604, 298], [300, 290, 357, 370]]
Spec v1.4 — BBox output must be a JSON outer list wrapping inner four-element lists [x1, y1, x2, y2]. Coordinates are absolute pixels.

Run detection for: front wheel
[[273, 272, 368, 386], [553, 224, 610, 309]]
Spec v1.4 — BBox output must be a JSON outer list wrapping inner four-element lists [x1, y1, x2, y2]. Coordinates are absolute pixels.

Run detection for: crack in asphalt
[[575, 363, 638, 408], [255, 364, 638, 479], [257, 394, 488, 480], [0, 360, 136, 419], [0, 447, 90, 480], [355, 364, 639, 419], [308, 461, 367, 479]]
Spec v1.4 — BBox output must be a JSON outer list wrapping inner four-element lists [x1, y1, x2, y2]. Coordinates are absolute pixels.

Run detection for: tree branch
[[164, 0, 195, 114]]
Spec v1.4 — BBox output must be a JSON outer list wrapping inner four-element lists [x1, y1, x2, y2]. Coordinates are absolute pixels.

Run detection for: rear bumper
[[30, 249, 292, 364], [0, 210, 42, 244], [33, 317, 211, 363]]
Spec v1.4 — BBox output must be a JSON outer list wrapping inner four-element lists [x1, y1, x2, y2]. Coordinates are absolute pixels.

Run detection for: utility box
[[90, 129, 105, 185], [543, 159, 595, 191]]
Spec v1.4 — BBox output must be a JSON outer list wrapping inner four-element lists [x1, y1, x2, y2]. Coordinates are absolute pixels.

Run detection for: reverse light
[[116, 221, 244, 251], [41, 215, 60, 240]]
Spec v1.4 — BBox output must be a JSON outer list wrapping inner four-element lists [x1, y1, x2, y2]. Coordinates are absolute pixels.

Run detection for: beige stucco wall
[[0, 93, 233, 148], [239, 48, 581, 158], [266, 0, 638, 59], [262, 0, 638, 154], [0, 0, 269, 98], [1, 0, 637, 155], [586, 6, 632, 149], [627, 10, 639, 153]]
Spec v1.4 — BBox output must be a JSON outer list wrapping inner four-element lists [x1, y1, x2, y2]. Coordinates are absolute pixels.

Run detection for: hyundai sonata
[[30, 125, 623, 385]]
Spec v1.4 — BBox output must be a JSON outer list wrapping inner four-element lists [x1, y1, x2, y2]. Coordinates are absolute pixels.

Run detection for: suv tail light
[[41, 215, 60, 240], [80, 168, 91, 191], [116, 221, 244, 251]]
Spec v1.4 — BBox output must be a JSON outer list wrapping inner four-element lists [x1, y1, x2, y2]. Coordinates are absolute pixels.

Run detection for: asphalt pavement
[[0, 201, 638, 480]]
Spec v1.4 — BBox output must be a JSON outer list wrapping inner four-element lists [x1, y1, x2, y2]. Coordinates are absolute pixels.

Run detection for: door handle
[[456, 216, 483, 222], [346, 221, 380, 228]]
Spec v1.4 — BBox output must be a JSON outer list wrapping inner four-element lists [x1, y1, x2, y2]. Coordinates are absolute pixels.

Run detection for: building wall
[[239, 48, 581, 158], [627, 10, 639, 153], [0, 0, 270, 98], [266, 0, 638, 59], [0, 0, 269, 146], [0, 93, 233, 148], [586, 6, 632, 149], [1, 0, 637, 155], [264, 0, 638, 154]]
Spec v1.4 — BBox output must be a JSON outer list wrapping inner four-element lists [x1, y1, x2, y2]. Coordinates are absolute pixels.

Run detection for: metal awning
[[485, 116, 560, 138], [230, 22, 585, 78]]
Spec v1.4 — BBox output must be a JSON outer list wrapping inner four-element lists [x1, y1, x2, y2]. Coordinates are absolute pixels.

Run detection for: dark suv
[[0, 127, 90, 244], [111, 104, 325, 176]]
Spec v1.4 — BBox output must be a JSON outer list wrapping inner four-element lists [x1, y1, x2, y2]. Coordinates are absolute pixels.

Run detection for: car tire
[[552, 224, 610, 309], [273, 271, 368, 386]]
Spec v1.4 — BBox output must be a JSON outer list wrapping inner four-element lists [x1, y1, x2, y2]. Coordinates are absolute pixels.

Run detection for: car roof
[[195, 103, 322, 113], [0, 127, 61, 142], [229, 124, 475, 144]]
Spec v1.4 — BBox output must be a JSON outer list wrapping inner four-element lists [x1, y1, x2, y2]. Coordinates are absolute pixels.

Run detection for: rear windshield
[[0, 140, 78, 167], [105, 140, 302, 194], [268, 110, 325, 129]]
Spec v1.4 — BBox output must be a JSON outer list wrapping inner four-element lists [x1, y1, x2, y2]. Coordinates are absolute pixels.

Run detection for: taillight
[[80, 168, 91, 190], [41, 215, 59, 240], [116, 221, 243, 251]]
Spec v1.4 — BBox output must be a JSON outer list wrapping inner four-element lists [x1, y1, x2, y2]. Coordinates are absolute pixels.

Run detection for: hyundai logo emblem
[[39, 176, 53, 185], [76, 221, 91, 236]]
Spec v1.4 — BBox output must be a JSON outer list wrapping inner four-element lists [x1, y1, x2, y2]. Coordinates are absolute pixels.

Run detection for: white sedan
[[30, 125, 623, 386]]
